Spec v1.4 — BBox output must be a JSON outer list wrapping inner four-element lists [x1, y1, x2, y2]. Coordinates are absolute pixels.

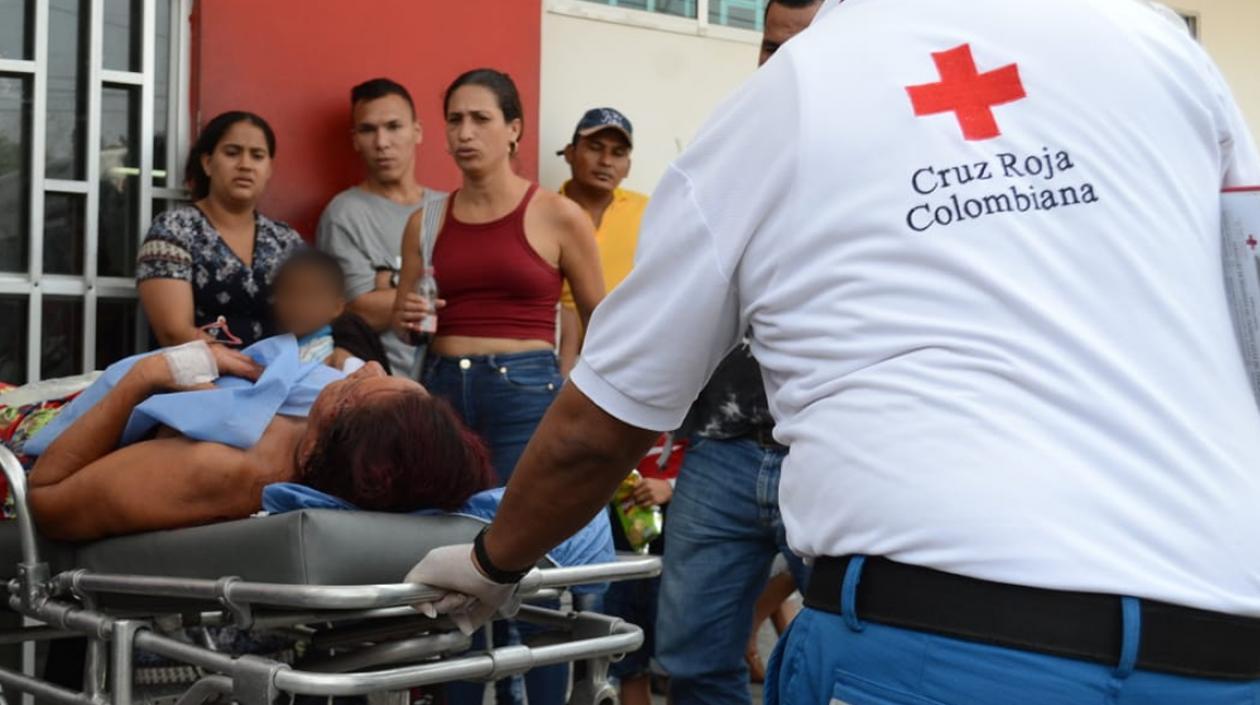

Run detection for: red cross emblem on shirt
[[906, 44, 1026, 141]]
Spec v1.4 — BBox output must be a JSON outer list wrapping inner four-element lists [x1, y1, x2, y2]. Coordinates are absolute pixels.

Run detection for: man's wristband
[[473, 527, 531, 585]]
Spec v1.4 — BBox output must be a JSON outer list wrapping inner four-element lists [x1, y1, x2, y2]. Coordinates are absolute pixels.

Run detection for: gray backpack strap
[[419, 193, 450, 267]]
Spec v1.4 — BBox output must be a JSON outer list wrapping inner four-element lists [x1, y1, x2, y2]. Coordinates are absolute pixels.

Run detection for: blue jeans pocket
[[831, 669, 949, 705], [498, 358, 560, 393]]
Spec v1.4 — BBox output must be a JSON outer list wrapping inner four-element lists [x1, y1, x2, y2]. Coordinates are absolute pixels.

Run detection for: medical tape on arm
[[162, 340, 219, 386]]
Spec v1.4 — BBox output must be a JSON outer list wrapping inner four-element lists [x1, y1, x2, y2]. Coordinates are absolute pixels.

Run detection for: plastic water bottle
[[410, 266, 438, 346]]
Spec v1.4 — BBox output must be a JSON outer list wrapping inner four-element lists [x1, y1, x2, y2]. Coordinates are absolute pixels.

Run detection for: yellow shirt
[[560, 182, 650, 309]]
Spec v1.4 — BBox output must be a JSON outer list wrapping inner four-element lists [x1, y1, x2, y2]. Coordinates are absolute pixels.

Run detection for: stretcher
[[0, 445, 659, 705]]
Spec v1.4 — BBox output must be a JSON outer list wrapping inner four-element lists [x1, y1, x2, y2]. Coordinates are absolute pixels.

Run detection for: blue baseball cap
[[557, 107, 633, 155]]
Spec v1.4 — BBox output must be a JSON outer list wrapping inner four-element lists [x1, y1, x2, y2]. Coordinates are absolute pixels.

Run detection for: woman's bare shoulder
[[530, 187, 591, 233]]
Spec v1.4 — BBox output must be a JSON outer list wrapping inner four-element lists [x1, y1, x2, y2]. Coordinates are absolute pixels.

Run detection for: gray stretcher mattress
[[0, 510, 487, 584]]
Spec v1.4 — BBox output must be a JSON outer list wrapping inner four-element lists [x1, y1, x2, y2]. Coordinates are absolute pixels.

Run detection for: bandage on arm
[[162, 341, 219, 387]]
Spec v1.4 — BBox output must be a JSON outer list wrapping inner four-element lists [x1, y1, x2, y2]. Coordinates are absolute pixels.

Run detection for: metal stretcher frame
[[0, 446, 661, 705]]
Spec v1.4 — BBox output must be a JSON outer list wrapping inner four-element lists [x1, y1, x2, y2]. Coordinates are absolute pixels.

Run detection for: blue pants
[[425, 351, 566, 705], [655, 436, 809, 705], [423, 350, 562, 485], [767, 558, 1260, 704], [603, 575, 661, 680]]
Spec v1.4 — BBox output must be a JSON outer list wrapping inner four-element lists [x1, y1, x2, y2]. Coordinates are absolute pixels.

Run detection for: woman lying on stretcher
[[23, 336, 494, 541]]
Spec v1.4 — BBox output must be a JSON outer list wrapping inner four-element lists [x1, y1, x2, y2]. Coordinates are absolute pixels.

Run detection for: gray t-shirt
[[315, 186, 447, 376]]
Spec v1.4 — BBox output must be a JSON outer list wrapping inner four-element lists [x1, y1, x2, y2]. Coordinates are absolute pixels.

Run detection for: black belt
[[803, 556, 1260, 680], [745, 426, 786, 450]]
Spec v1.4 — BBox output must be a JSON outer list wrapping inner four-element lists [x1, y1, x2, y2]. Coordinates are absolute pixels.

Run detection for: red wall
[[190, 1, 542, 239]]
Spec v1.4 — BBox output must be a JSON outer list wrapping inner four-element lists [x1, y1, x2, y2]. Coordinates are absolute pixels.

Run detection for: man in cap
[[556, 108, 650, 377], [556, 109, 669, 705]]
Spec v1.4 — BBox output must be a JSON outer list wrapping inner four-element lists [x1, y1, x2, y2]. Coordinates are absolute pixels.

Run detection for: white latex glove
[[404, 543, 521, 635]]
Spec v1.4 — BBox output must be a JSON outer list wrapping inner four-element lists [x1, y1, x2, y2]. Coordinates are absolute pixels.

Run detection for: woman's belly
[[431, 335, 553, 357]]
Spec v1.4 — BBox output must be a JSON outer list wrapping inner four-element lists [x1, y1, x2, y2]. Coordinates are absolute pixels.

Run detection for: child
[[272, 248, 390, 372], [604, 433, 687, 705]]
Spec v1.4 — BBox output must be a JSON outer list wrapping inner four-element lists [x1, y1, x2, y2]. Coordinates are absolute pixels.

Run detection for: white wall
[[1171, 0, 1260, 145], [539, 9, 760, 195]]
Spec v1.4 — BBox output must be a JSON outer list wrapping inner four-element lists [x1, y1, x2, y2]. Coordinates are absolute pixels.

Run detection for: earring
[[509, 140, 518, 156]]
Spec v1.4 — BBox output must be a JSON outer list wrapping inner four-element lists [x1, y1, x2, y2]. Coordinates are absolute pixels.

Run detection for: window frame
[[546, 0, 764, 45], [0, 0, 192, 383]]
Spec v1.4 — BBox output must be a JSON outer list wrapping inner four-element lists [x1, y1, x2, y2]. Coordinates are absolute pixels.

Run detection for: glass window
[[41, 296, 83, 379], [574, 0, 773, 29], [0, 76, 31, 274], [580, 0, 696, 20], [102, 0, 141, 72], [44, 193, 86, 275], [99, 85, 140, 278], [0, 295, 27, 384], [47, 0, 88, 181], [710, 0, 764, 31], [0, 0, 31, 61], [96, 297, 139, 368], [8, 0, 189, 382]]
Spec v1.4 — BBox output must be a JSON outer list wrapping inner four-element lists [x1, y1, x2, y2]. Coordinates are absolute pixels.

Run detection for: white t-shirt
[[571, 0, 1260, 615]]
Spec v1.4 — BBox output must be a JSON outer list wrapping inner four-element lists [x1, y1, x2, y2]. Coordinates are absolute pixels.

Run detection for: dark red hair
[[299, 391, 494, 512]]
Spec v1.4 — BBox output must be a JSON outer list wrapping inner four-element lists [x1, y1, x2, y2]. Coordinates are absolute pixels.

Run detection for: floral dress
[[136, 206, 303, 347]]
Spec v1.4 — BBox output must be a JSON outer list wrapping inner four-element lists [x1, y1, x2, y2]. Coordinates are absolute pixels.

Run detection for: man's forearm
[[348, 289, 398, 332], [482, 385, 660, 572], [29, 360, 161, 489]]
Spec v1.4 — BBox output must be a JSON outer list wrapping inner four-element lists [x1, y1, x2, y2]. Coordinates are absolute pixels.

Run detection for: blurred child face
[[273, 267, 345, 339]]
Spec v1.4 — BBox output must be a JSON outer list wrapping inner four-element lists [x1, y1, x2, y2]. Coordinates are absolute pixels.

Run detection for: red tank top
[[431, 183, 562, 343]]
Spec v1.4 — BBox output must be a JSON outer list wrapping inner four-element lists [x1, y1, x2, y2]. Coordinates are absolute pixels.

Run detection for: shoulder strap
[[420, 193, 450, 268]]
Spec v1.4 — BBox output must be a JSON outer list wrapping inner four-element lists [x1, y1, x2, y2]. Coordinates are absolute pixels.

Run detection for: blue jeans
[[423, 350, 562, 485], [766, 559, 1260, 704], [655, 436, 809, 705], [425, 351, 566, 705]]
